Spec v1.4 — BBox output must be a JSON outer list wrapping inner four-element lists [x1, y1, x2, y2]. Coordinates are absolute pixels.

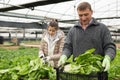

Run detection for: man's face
[[77, 8, 93, 26]]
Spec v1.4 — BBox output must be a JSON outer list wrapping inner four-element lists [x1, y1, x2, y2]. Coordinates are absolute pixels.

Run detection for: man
[[58, 2, 116, 72]]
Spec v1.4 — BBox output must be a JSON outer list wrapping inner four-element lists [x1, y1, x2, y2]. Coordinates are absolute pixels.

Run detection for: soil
[[116, 43, 120, 49], [0, 41, 40, 50], [0, 45, 19, 50], [1, 43, 120, 50]]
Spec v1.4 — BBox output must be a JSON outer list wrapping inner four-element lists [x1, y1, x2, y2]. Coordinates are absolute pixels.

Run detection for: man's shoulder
[[58, 29, 65, 37], [98, 22, 108, 29], [92, 18, 106, 27]]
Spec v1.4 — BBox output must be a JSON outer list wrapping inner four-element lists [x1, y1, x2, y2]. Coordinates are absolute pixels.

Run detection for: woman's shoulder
[[58, 29, 65, 37], [41, 30, 48, 36]]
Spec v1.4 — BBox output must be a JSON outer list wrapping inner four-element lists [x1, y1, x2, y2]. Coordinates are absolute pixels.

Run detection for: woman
[[39, 19, 65, 67]]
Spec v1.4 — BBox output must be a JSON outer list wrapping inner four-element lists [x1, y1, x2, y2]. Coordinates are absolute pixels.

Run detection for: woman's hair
[[77, 2, 92, 11], [48, 19, 59, 30]]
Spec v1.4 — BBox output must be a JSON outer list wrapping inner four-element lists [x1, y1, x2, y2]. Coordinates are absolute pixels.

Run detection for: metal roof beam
[[0, 0, 73, 12], [0, 20, 47, 29], [59, 17, 120, 23], [0, 12, 46, 20]]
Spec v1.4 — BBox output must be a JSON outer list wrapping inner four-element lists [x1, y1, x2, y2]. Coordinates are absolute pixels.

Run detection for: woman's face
[[48, 26, 57, 36]]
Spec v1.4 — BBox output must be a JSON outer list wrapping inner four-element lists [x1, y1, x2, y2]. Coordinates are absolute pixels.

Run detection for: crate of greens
[[56, 48, 108, 80]]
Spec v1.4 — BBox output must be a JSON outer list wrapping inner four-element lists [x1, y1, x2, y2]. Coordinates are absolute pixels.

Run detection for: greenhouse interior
[[0, 0, 120, 80]]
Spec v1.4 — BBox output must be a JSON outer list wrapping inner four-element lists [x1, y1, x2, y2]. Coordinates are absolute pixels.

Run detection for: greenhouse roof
[[0, 0, 120, 30]]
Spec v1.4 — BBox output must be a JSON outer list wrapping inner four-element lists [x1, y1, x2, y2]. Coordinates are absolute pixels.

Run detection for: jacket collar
[[74, 17, 99, 28]]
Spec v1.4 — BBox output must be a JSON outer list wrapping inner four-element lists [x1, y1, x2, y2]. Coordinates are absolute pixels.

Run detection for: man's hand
[[58, 55, 67, 66], [102, 55, 111, 72]]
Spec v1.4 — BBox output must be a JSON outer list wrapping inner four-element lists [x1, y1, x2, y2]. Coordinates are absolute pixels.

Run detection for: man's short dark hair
[[77, 2, 92, 11]]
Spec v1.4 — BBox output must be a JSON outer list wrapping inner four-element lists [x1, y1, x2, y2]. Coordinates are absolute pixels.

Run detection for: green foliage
[[64, 48, 120, 80], [64, 48, 103, 75], [109, 49, 120, 80], [0, 47, 56, 80], [0, 47, 38, 69]]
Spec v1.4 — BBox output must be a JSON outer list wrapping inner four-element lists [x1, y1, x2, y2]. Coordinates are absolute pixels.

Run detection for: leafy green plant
[[0, 47, 56, 80], [64, 48, 103, 75], [109, 49, 120, 80]]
